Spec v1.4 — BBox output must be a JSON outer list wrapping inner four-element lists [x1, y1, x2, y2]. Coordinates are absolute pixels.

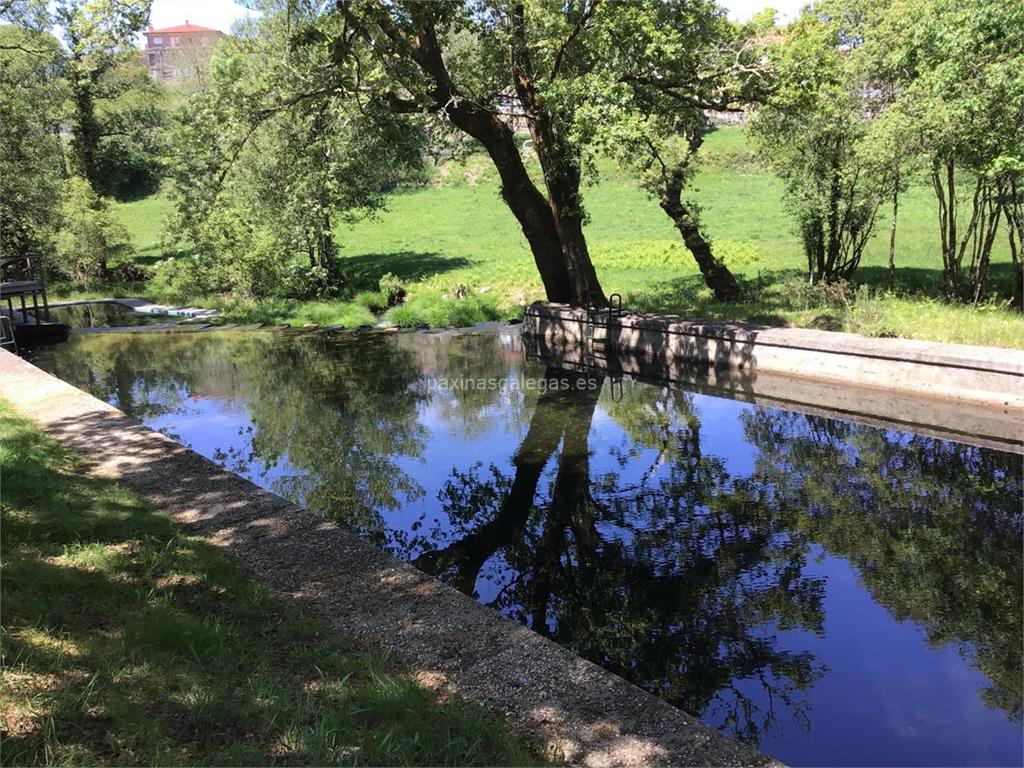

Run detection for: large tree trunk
[[521, 110, 606, 306], [444, 99, 577, 302], [660, 177, 742, 302], [387, 7, 577, 303], [68, 65, 100, 188], [343, 2, 605, 306], [508, 3, 606, 307]]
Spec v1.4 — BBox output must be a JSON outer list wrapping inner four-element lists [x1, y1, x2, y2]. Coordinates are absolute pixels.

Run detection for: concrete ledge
[[0, 348, 775, 768], [523, 303, 1024, 413], [524, 335, 1023, 454], [49, 298, 220, 319]]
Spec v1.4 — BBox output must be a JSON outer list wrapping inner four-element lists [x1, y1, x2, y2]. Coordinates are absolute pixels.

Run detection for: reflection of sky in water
[[34, 329, 1024, 767], [710, 548, 1019, 766]]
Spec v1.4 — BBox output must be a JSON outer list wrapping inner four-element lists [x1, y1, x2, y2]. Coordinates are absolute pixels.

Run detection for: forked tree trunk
[[443, 98, 576, 302], [508, 3, 607, 307], [355, 4, 603, 306], [345, 3, 579, 303]]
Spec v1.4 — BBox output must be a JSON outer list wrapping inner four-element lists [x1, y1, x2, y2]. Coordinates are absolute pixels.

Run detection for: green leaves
[[167, 4, 426, 300]]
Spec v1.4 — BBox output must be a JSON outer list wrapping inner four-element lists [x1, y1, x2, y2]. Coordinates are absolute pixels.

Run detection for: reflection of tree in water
[[44, 331, 1022, 736], [41, 331, 433, 545], [743, 409, 1024, 723], [213, 333, 431, 545], [407, 371, 827, 742], [412, 331, 531, 440], [36, 332, 213, 424]]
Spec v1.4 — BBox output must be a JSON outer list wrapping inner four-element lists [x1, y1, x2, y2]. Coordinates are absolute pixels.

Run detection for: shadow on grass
[[340, 251, 473, 290], [0, 407, 539, 767], [623, 271, 799, 326], [855, 263, 1020, 300], [627, 263, 1021, 327]]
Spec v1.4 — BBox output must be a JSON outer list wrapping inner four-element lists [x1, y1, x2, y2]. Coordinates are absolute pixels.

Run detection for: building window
[[170, 36, 179, 46], [151, 36, 162, 45]]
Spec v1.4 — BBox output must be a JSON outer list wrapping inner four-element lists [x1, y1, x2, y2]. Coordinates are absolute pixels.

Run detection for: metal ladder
[[583, 292, 624, 400], [1, 314, 17, 353]]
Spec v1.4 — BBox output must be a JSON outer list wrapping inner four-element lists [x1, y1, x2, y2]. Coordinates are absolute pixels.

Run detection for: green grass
[[97, 127, 1023, 347], [0, 402, 541, 767]]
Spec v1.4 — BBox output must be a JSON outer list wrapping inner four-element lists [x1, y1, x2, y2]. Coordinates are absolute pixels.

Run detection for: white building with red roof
[[142, 21, 224, 84]]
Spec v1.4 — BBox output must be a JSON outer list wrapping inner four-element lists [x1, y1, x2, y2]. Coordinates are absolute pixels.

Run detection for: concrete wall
[[523, 303, 1024, 451]]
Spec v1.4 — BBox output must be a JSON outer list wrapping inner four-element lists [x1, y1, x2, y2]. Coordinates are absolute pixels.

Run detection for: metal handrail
[[0, 252, 50, 323]]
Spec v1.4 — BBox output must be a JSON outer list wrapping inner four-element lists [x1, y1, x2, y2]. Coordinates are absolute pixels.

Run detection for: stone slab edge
[[524, 303, 1024, 411], [49, 298, 220, 318], [0, 348, 777, 768]]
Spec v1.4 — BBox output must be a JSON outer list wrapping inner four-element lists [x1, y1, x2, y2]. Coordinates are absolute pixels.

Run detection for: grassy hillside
[[104, 127, 1023, 347]]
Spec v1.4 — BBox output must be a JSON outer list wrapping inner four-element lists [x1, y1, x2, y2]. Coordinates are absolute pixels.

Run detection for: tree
[[325, 0, 607, 305], [47, 1, 153, 191], [3, 0, 170, 202], [751, 8, 888, 284], [55, 176, 131, 282], [0, 24, 66, 260], [168, 3, 424, 298], [577, 0, 769, 302], [92, 55, 168, 198], [872, 0, 1024, 302], [852, 2, 921, 292]]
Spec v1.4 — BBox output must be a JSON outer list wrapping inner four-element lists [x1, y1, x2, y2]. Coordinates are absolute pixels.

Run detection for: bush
[[294, 301, 377, 328], [383, 303, 423, 328], [115, 262, 152, 284], [54, 177, 131, 284], [149, 255, 215, 303], [378, 272, 407, 307], [782, 277, 853, 311], [279, 263, 341, 300]]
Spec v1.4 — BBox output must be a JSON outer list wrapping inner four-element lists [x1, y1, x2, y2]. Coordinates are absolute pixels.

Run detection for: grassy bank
[[88, 127, 1024, 347], [0, 402, 539, 766]]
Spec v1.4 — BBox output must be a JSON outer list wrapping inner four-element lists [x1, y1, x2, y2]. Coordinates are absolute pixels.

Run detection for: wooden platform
[[1, 253, 69, 348]]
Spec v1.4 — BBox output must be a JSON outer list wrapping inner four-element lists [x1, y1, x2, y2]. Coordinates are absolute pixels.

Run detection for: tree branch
[[550, 0, 600, 81]]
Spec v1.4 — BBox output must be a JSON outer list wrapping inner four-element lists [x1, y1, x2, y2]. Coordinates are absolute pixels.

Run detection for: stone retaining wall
[[523, 303, 1024, 421]]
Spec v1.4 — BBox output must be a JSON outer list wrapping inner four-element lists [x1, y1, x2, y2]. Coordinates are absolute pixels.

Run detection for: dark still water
[[32, 328, 1023, 766], [35, 301, 173, 328]]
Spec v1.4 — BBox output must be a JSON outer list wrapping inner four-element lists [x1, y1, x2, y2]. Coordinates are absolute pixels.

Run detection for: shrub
[[293, 301, 376, 328], [383, 291, 502, 328], [54, 176, 131, 284], [279, 263, 341, 300], [115, 262, 152, 284], [782, 277, 853, 311], [149, 256, 215, 303], [378, 272, 407, 307], [383, 303, 423, 328]]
